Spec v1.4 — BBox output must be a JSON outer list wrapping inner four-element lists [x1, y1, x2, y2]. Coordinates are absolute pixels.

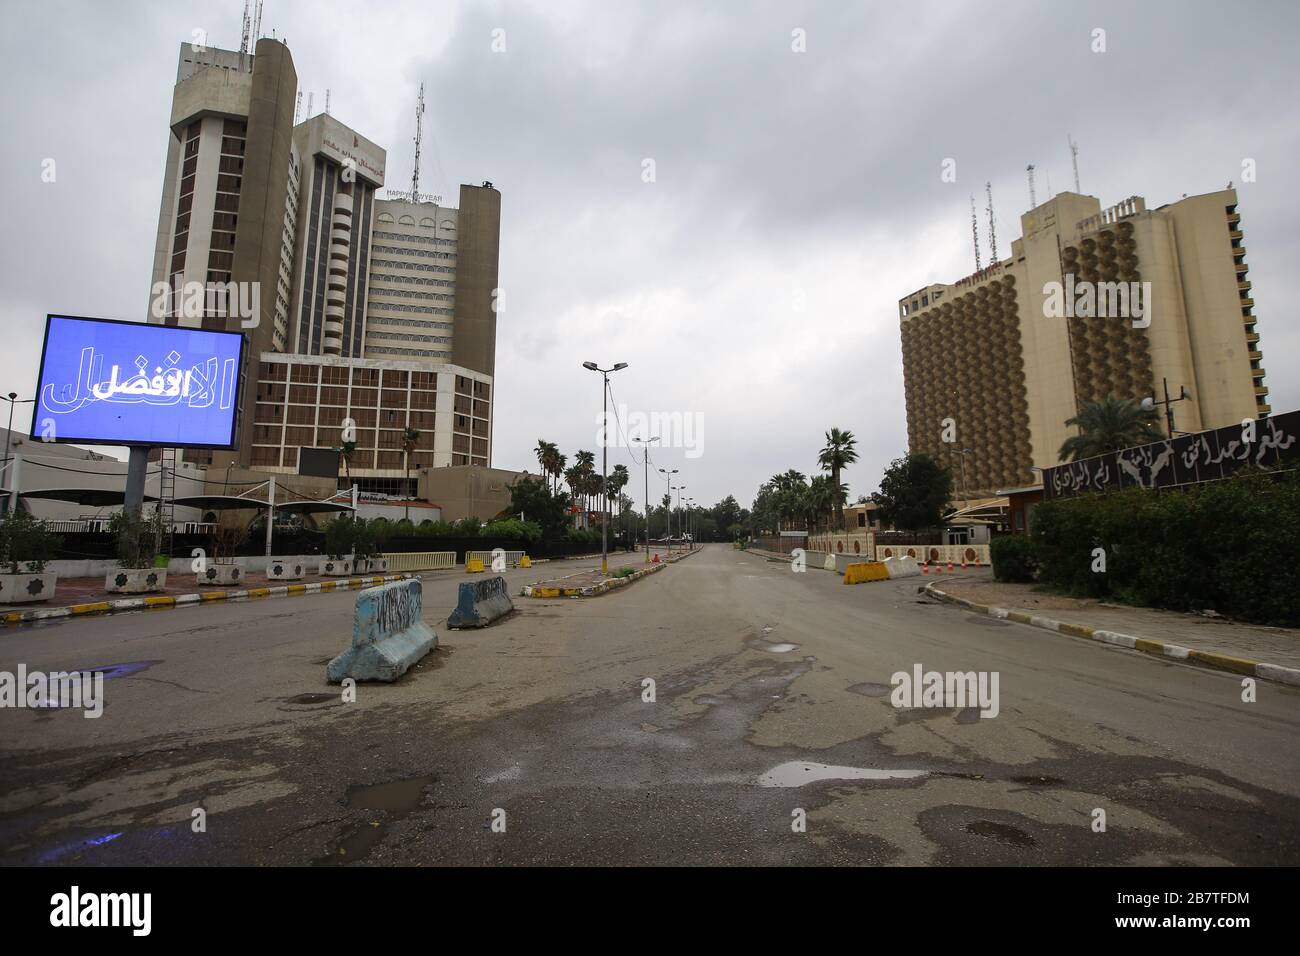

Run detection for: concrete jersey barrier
[[447, 575, 515, 629], [327, 579, 437, 683], [883, 556, 921, 579], [844, 561, 890, 585]]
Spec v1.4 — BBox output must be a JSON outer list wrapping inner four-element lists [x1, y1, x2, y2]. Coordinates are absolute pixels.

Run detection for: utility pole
[[637, 435, 660, 563]]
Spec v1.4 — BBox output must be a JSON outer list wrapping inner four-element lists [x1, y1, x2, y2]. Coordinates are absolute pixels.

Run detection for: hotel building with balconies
[[899, 188, 1267, 497]]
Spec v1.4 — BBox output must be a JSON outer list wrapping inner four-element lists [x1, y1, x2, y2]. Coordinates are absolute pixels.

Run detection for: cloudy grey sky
[[2, 0, 1297, 510]]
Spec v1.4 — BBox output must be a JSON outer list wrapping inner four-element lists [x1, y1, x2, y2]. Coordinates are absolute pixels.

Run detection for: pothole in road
[[964, 820, 1037, 848], [847, 682, 892, 698], [761, 643, 799, 654], [284, 693, 337, 705], [757, 761, 927, 788], [1010, 774, 1067, 787], [316, 773, 438, 865]]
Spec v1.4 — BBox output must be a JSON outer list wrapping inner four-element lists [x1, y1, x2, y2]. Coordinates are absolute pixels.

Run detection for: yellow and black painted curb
[[923, 583, 1300, 687], [1, 574, 413, 629]]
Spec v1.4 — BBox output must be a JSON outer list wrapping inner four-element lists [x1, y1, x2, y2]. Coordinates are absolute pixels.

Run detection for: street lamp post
[[2, 393, 35, 515], [674, 483, 686, 552], [658, 467, 677, 556], [583, 361, 628, 576], [635, 434, 660, 564]]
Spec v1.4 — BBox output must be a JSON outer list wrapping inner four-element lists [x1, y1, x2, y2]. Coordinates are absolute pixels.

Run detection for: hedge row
[[991, 473, 1300, 626]]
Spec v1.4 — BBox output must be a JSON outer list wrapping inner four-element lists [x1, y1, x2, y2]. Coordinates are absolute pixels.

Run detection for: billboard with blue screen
[[30, 315, 246, 449]]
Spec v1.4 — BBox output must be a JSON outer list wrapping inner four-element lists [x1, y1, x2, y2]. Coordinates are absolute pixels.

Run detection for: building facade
[[146, 40, 501, 486], [899, 188, 1267, 496]]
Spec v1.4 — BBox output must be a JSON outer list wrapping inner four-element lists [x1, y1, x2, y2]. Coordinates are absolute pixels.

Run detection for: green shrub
[[1027, 473, 1300, 625], [990, 535, 1038, 583], [453, 516, 482, 536], [0, 509, 62, 574], [482, 518, 541, 543], [107, 509, 165, 569]]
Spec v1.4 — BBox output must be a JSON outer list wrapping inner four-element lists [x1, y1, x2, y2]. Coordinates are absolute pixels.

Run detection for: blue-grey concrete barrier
[[447, 575, 514, 629], [327, 579, 437, 683]]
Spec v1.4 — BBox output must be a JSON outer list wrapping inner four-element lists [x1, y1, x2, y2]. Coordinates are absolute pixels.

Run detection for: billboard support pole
[[124, 447, 149, 518], [265, 477, 275, 557], [7, 452, 21, 515]]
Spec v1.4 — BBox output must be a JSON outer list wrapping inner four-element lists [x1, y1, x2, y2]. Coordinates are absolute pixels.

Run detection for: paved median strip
[[1, 574, 413, 629], [924, 583, 1300, 687], [522, 549, 699, 599]]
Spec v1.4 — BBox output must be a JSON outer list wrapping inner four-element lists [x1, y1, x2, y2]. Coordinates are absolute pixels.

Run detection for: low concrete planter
[[267, 557, 306, 581], [197, 562, 244, 587], [360, 557, 390, 574], [0, 572, 58, 604], [106, 568, 167, 594], [319, 558, 355, 577]]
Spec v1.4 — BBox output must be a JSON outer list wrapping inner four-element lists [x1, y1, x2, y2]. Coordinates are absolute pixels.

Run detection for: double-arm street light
[[634, 434, 660, 563], [2, 392, 36, 514], [583, 361, 628, 575], [658, 467, 677, 555]]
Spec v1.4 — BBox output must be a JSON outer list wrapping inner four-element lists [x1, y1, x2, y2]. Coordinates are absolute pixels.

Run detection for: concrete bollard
[[882, 556, 921, 579], [447, 575, 515, 629], [326, 579, 437, 683]]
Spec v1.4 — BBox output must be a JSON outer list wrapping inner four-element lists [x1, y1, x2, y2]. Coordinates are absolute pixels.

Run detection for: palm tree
[[401, 426, 421, 521], [804, 475, 835, 533], [340, 439, 357, 490], [609, 464, 630, 543], [1058, 397, 1164, 462], [552, 453, 567, 496], [534, 440, 564, 495], [574, 450, 596, 525], [818, 427, 858, 530]]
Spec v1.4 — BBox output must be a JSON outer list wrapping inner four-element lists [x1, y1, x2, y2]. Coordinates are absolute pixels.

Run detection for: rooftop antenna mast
[[1026, 164, 1037, 209], [306, 92, 313, 118], [411, 82, 425, 201], [239, 0, 251, 54], [1068, 135, 1080, 193], [253, 1, 263, 44], [294, 91, 302, 125], [985, 181, 998, 263], [970, 196, 982, 271], [325, 88, 331, 116]]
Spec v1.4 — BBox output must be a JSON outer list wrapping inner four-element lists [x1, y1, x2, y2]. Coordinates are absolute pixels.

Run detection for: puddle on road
[[284, 693, 337, 705], [762, 643, 799, 654], [316, 773, 437, 865], [757, 761, 927, 788], [965, 820, 1037, 848], [74, 661, 161, 680]]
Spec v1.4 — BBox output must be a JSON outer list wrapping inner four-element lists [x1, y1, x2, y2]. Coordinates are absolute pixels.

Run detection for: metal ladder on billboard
[[157, 448, 177, 558]]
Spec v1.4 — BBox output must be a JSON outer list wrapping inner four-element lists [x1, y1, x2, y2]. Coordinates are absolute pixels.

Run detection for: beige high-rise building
[[899, 188, 1267, 496]]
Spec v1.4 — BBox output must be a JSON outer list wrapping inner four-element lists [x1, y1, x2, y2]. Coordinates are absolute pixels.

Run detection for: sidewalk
[[925, 570, 1300, 685]]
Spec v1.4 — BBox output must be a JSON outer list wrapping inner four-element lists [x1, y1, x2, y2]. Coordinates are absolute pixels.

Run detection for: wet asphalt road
[[1, 544, 1297, 866]]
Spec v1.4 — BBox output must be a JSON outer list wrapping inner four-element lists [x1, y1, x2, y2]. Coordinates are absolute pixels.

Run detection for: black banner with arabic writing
[[1043, 410, 1299, 499]]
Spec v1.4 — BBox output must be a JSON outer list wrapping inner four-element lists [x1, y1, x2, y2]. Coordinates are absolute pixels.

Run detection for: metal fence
[[382, 551, 456, 571], [465, 549, 527, 568]]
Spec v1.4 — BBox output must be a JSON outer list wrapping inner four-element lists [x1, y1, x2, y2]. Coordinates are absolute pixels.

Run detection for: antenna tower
[[985, 181, 998, 263], [1026, 164, 1037, 209], [411, 82, 425, 200], [1068, 135, 1080, 192], [294, 91, 302, 125], [239, 0, 251, 54], [970, 196, 982, 271]]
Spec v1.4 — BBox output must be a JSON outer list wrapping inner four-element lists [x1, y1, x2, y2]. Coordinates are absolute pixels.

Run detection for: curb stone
[[521, 548, 699, 599], [1, 574, 413, 629], [923, 583, 1300, 687]]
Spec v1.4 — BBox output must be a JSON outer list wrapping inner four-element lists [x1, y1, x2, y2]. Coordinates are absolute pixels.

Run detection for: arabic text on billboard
[[31, 315, 244, 449], [1042, 410, 1298, 499]]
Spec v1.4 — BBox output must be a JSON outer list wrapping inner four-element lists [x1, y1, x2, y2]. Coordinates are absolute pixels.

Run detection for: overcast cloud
[[2, 0, 1297, 510]]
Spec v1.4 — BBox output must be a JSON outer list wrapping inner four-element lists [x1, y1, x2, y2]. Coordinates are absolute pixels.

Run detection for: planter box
[[197, 562, 243, 587], [106, 568, 167, 594], [360, 557, 390, 574], [319, 558, 355, 577], [267, 557, 306, 581], [0, 572, 58, 604]]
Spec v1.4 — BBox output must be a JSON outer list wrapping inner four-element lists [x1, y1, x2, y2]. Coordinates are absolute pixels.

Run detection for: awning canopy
[[172, 495, 270, 511], [275, 499, 356, 515], [20, 488, 159, 506]]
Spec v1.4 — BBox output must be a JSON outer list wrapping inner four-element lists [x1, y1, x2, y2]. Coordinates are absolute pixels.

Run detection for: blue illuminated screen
[[31, 315, 245, 448]]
